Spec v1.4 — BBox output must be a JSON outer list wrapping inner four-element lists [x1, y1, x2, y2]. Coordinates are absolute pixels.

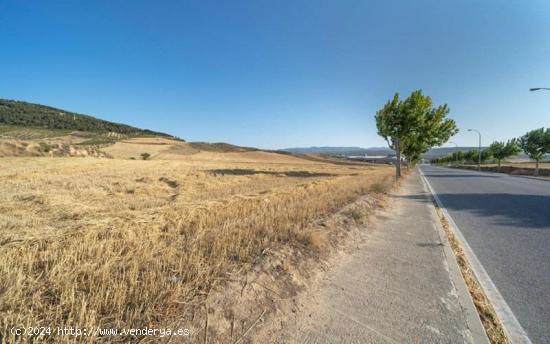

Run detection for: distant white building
[[347, 154, 403, 164]]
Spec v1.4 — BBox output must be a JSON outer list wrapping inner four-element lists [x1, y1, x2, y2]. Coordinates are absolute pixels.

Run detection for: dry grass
[[0, 140, 109, 158], [464, 162, 550, 169], [0, 156, 392, 343], [99, 137, 308, 163], [100, 137, 184, 159], [435, 208, 509, 344], [0, 125, 72, 140], [496, 162, 550, 168]]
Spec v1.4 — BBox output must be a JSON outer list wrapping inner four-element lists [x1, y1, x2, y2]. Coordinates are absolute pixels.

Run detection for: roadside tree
[[489, 140, 520, 172], [518, 128, 547, 175], [375, 90, 457, 179]]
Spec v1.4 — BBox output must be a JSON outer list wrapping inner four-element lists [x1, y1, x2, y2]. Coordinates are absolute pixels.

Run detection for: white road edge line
[[418, 166, 532, 344]]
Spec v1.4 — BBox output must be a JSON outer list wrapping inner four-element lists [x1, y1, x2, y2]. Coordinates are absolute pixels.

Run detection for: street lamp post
[[529, 88, 550, 92], [467, 129, 481, 171], [449, 141, 459, 166]]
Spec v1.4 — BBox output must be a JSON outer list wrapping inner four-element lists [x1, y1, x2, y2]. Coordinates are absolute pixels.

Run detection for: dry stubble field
[[0, 153, 392, 342]]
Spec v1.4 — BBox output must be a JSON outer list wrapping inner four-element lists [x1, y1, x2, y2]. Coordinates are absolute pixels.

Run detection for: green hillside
[[0, 99, 172, 137]]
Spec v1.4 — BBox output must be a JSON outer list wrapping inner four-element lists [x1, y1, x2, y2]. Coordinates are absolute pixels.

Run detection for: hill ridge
[[0, 99, 173, 137]]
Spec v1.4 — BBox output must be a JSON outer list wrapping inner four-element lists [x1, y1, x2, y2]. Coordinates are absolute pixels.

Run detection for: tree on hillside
[[518, 128, 549, 175], [375, 90, 458, 179], [488, 139, 520, 172]]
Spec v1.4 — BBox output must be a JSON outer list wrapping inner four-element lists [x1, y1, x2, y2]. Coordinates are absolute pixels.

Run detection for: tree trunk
[[395, 139, 402, 180], [535, 160, 539, 176], [498, 160, 501, 172]]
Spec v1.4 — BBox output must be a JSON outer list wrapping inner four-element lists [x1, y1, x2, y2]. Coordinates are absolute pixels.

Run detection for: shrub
[[38, 142, 52, 152], [369, 181, 388, 194]]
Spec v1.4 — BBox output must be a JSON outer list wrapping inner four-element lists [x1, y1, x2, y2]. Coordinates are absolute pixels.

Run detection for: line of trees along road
[[375, 90, 458, 180], [431, 127, 550, 175]]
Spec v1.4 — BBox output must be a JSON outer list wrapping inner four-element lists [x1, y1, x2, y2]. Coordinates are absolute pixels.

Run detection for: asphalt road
[[420, 165, 550, 344]]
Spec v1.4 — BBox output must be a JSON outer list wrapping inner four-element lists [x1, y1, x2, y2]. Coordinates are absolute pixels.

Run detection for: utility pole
[[467, 129, 481, 171]]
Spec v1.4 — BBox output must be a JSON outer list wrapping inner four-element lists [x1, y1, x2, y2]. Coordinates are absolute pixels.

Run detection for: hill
[[0, 99, 172, 137], [0, 99, 303, 161]]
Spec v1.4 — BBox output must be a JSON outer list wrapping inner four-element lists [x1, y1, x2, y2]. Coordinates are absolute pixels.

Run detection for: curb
[[417, 170, 490, 344], [513, 175, 550, 183], [419, 167, 532, 344]]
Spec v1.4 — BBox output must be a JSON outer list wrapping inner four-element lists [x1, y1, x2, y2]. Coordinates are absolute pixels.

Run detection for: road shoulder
[[266, 170, 489, 343], [418, 169, 489, 344], [419, 165, 533, 344]]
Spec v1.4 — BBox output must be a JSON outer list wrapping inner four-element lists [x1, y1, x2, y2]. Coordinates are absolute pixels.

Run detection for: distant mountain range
[[280, 146, 388, 155], [280, 146, 489, 158]]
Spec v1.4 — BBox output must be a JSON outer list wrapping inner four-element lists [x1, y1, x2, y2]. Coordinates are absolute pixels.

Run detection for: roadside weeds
[[434, 207, 509, 344], [201, 175, 397, 344]]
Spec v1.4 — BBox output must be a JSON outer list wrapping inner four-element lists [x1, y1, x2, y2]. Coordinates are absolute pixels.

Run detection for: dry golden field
[[490, 161, 550, 169], [0, 153, 393, 343]]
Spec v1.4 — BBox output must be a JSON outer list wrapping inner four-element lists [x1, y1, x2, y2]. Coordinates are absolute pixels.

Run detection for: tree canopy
[[519, 128, 547, 161], [375, 90, 458, 178], [518, 127, 550, 175], [488, 139, 520, 170], [430, 149, 492, 165]]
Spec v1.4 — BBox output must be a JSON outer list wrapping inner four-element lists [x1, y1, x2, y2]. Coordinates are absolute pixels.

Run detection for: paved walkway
[[281, 171, 488, 343]]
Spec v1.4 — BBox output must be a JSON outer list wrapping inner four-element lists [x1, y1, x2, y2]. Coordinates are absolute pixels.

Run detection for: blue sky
[[1, 0, 549, 149]]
